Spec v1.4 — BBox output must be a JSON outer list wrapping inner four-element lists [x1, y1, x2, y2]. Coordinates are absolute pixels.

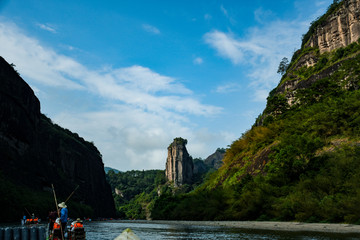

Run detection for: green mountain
[[150, 0, 360, 223]]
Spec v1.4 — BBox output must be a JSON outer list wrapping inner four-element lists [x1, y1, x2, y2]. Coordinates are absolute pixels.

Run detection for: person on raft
[[70, 218, 84, 231], [48, 210, 57, 231], [58, 202, 68, 236]]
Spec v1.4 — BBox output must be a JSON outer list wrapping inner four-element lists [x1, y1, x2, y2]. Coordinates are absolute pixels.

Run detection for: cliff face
[[260, 0, 360, 119], [165, 138, 193, 187], [307, 0, 360, 54], [0, 57, 115, 217]]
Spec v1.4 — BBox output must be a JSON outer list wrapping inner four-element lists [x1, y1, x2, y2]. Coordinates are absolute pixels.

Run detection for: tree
[[277, 57, 289, 75]]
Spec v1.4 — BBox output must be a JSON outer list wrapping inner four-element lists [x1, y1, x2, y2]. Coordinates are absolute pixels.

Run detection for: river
[[84, 221, 359, 240], [1, 221, 358, 239]]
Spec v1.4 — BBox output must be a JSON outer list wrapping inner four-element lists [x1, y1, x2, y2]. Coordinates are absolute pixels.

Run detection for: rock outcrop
[[165, 138, 193, 187], [0, 57, 115, 217], [307, 0, 360, 54], [204, 148, 225, 169]]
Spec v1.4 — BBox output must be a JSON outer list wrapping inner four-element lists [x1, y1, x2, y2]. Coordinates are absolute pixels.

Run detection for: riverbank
[[119, 220, 360, 234]]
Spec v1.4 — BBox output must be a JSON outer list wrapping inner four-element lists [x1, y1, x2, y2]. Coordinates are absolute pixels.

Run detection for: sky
[[0, 0, 333, 171]]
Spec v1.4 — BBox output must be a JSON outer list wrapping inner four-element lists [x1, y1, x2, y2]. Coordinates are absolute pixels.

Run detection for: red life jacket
[[73, 222, 83, 228], [53, 222, 61, 229]]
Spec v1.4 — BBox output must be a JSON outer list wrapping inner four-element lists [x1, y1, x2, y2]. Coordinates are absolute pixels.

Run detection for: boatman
[[58, 202, 68, 237]]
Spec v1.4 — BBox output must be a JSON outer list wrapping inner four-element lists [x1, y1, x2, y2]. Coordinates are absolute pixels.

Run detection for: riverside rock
[[0, 56, 115, 217], [165, 138, 193, 187]]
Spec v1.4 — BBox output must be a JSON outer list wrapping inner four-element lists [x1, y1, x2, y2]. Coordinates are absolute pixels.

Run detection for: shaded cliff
[[165, 137, 193, 187], [0, 56, 115, 220]]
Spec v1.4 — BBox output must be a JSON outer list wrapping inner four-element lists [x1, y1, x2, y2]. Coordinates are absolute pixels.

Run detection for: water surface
[[84, 221, 359, 240]]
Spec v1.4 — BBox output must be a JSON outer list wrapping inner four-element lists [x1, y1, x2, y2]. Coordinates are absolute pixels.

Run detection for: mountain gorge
[[0, 57, 115, 221], [150, 0, 360, 223]]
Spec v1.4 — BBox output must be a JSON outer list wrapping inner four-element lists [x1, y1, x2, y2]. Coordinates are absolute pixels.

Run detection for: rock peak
[[165, 137, 193, 187]]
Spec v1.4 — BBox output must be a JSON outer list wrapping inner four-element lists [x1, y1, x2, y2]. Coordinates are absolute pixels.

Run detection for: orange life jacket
[[73, 222, 83, 228], [53, 222, 61, 229]]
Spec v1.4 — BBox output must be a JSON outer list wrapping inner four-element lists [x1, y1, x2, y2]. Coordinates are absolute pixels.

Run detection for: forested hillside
[[150, 0, 360, 223], [107, 170, 166, 219]]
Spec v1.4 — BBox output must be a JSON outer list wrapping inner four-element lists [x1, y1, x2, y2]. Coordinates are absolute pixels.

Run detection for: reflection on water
[[84, 221, 359, 240]]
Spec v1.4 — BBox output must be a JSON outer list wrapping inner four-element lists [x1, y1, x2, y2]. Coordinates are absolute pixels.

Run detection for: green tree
[[277, 57, 289, 75]]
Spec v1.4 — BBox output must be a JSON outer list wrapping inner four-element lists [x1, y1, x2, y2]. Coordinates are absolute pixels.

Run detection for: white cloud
[[53, 106, 231, 170], [193, 57, 203, 65], [204, 17, 310, 102], [37, 23, 56, 33], [142, 24, 160, 35], [215, 82, 242, 93], [204, 30, 243, 64], [0, 19, 225, 170], [254, 8, 275, 24]]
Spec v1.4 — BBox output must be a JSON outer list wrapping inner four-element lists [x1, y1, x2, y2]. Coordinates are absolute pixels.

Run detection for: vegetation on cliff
[[150, 1, 360, 223]]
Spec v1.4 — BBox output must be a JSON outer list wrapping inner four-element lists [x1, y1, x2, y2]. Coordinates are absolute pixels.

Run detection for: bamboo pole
[[52, 184, 64, 240], [65, 185, 79, 203]]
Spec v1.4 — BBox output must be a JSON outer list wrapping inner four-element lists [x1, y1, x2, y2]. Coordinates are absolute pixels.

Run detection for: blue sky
[[0, 0, 332, 171]]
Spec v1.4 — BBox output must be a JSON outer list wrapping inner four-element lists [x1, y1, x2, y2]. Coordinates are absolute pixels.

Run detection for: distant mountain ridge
[[0, 57, 115, 221], [105, 167, 121, 174]]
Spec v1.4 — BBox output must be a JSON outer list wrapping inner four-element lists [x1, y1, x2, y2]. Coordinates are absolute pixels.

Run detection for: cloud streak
[[37, 23, 56, 33], [142, 24, 160, 34]]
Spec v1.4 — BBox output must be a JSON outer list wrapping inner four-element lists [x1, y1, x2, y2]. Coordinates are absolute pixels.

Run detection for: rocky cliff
[[259, 0, 360, 120], [0, 56, 115, 218], [165, 138, 193, 187], [307, 0, 360, 54]]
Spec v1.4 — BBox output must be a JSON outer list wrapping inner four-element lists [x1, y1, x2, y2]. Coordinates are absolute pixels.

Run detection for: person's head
[[58, 202, 67, 208]]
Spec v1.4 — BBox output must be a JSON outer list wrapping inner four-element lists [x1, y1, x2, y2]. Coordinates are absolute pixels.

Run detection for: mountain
[[105, 167, 121, 174], [0, 57, 115, 221], [204, 148, 225, 169], [151, 0, 360, 223]]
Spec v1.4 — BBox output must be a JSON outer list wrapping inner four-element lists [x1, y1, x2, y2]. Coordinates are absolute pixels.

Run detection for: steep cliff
[[165, 138, 193, 187], [0, 56, 115, 219], [260, 0, 360, 120], [152, 0, 360, 223], [306, 0, 360, 54]]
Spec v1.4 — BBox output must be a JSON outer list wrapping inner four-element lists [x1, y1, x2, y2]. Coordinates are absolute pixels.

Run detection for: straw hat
[[58, 202, 67, 208], [75, 218, 82, 222]]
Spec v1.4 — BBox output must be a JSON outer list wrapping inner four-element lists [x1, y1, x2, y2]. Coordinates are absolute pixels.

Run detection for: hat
[[58, 202, 67, 208], [75, 218, 82, 222]]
